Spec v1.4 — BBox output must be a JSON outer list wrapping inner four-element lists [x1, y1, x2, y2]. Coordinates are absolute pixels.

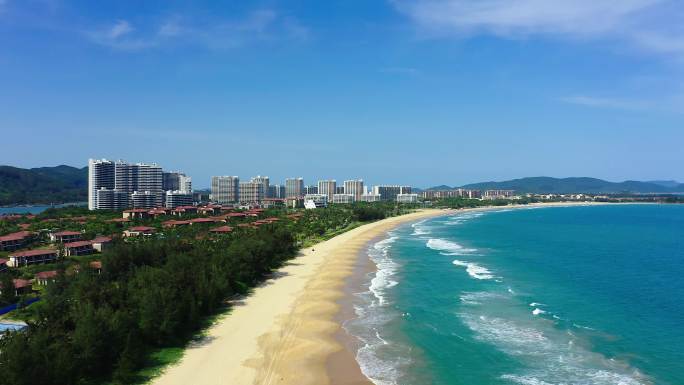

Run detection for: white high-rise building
[[285, 178, 305, 198], [88, 159, 115, 210], [88, 159, 164, 210], [211, 176, 239, 204], [239, 181, 264, 204], [332, 194, 355, 204], [252, 175, 270, 198], [317, 180, 337, 201], [163, 172, 192, 193], [343, 179, 364, 202], [166, 191, 193, 209]]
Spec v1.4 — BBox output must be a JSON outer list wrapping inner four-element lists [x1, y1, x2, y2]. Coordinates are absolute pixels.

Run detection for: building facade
[[343, 179, 364, 202], [396, 193, 419, 203], [285, 178, 305, 198], [317, 180, 337, 201], [88, 159, 164, 210], [372, 185, 412, 201], [251, 176, 270, 198], [165, 191, 193, 209], [211, 176, 239, 204], [332, 194, 355, 204], [239, 181, 264, 204]]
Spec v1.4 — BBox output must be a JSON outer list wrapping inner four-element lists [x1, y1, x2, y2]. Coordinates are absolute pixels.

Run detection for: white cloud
[[393, 0, 684, 55], [87, 9, 308, 51], [560, 95, 654, 111]]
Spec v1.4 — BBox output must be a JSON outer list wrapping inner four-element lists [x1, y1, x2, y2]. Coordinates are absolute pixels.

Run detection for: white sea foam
[[426, 238, 477, 254], [452, 260, 495, 280], [344, 233, 413, 385], [459, 312, 652, 385], [529, 302, 545, 307], [368, 236, 399, 306], [411, 220, 430, 236], [532, 308, 545, 316]]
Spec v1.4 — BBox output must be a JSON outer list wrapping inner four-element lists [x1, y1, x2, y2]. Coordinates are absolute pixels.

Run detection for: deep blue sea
[[345, 204, 684, 385], [0, 202, 86, 215]]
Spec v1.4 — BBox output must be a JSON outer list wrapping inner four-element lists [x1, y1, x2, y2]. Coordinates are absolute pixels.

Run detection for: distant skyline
[[1, 1, 683, 186]]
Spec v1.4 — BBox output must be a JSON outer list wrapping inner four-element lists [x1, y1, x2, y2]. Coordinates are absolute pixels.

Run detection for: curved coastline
[[152, 202, 625, 385]]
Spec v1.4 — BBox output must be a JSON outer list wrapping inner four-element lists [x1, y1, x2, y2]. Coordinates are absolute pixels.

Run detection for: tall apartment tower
[[252, 176, 270, 198], [211, 176, 239, 204], [317, 180, 337, 201], [163, 172, 192, 193], [88, 159, 115, 210], [239, 181, 264, 204], [344, 179, 364, 202], [285, 178, 305, 198], [89, 159, 164, 209], [372, 185, 412, 201]]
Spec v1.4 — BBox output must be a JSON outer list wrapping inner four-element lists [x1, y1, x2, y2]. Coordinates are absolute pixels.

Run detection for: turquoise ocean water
[[344, 204, 684, 385]]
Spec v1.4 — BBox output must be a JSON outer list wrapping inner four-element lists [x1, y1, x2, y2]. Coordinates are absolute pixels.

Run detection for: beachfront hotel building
[[304, 194, 328, 209], [483, 190, 516, 199], [165, 191, 193, 209], [88, 159, 166, 210], [304, 185, 318, 194], [270, 184, 286, 199], [318, 180, 337, 201], [343, 179, 364, 202], [332, 194, 355, 204], [163, 171, 192, 193], [373, 185, 412, 201], [239, 181, 265, 204], [396, 193, 419, 203], [286, 178, 305, 198], [252, 176, 270, 198], [360, 193, 382, 202], [211, 176, 239, 204]]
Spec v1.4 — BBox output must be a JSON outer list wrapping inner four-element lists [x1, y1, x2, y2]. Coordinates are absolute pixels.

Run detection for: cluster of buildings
[[210, 175, 417, 208], [420, 189, 516, 200], [88, 159, 192, 211]]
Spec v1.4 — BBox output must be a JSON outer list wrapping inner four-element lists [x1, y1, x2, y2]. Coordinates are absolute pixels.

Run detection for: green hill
[[455, 177, 683, 194], [0, 165, 87, 205]]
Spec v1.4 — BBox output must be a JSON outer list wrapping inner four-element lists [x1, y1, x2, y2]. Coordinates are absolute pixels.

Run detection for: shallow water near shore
[[344, 204, 684, 385]]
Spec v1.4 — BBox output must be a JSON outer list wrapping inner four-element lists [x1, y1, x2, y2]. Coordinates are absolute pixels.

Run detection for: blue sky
[[1, 0, 683, 188]]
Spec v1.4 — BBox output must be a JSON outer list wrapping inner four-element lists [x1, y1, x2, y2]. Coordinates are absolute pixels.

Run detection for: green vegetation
[[0, 202, 412, 385], [0, 165, 87, 205], [443, 176, 684, 194]]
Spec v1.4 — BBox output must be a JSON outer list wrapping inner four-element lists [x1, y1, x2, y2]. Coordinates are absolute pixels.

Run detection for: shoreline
[[328, 201, 629, 385], [151, 201, 639, 385], [150, 209, 453, 385]]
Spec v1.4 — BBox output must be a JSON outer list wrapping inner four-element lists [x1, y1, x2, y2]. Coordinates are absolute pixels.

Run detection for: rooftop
[[10, 249, 58, 257]]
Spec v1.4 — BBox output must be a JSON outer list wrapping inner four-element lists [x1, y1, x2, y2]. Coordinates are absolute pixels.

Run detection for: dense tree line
[[0, 226, 296, 385]]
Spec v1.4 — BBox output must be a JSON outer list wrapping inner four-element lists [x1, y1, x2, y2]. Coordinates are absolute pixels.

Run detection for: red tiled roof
[[128, 226, 155, 232], [91, 236, 112, 243], [13, 279, 31, 289], [10, 249, 58, 257], [53, 231, 81, 236], [90, 261, 102, 269], [64, 240, 94, 248], [177, 206, 197, 210], [163, 220, 190, 227], [35, 270, 58, 279], [265, 217, 280, 221], [0, 231, 32, 242], [226, 212, 247, 217], [0, 258, 8, 265], [189, 218, 215, 224], [237, 223, 252, 228], [108, 218, 131, 223], [210, 226, 233, 233], [123, 209, 149, 213]]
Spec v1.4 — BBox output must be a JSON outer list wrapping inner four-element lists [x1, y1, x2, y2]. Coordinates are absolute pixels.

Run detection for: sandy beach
[[152, 209, 452, 385], [152, 202, 613, 385]]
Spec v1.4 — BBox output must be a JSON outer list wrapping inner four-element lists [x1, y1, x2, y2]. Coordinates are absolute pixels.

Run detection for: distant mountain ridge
[[0, 165, 87, 205], [429, 177, 684, 194]]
